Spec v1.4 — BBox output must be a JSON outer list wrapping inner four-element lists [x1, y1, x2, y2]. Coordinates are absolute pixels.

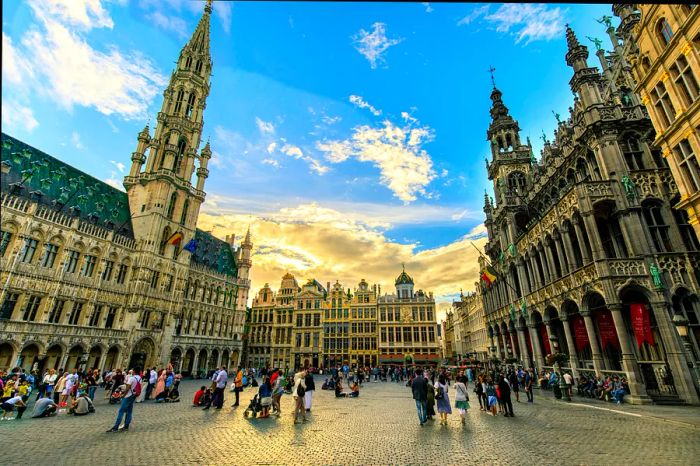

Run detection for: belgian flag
[[481, 265, 497, 287], [166, 231, 184, 246]]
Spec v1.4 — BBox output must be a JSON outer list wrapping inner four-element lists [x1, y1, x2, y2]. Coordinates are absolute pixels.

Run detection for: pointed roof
[[243, 226, 252, 244], [184, 1, 212, 57], [395, 265, 414, 286]]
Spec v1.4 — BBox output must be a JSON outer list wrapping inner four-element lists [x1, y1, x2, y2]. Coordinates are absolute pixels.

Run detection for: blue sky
[[2, 1, 615, 312]]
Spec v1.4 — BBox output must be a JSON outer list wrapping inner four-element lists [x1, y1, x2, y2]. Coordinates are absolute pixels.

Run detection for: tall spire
[[565, 24, 580, 51], [185, 1, 212, 57]]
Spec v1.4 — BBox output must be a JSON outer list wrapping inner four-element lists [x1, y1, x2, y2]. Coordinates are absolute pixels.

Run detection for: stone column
[[192, 352, 200, 377], [650, 300, 700, 404], [560, 315, 579, 377], [608, 303, 651, 404], [553, 232, 569, 275], [97, 351, 108, 374], [509, 331, 518, 360], [517, 325, 529, 366], [572, 216, 592, 263], [544, 240, 559, 281], [582, 213, 606, 261], [527, 324, 545, 371], [544, 318, 556, 355], [517, 260, 530, 295], [581, 310, 605, 374], [617, 213, 641, 256], [537, 246, 551, 284], [561, 224, 579, 270]]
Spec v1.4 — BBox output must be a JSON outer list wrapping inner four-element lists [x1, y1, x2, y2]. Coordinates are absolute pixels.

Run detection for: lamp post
[[672, 313, 700, 391]]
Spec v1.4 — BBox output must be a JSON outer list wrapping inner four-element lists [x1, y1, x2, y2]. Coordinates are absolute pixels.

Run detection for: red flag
[[631, 303, 655, 348], [525, 328, 533, 355], [571, 314, 590, 353], [539, 324, 551, 354], [597, 308, 620, 350]]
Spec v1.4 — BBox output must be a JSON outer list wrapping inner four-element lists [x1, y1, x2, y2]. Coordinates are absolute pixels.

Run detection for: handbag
[[435, 386, 444, 400], [260, 396, 272, 407]]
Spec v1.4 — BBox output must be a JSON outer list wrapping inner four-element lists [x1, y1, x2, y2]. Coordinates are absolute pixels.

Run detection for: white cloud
[[1, 100, 39, 132], [110, 160, 126, 172], [71, 132, 85, 150], [281, 144, 329, 175], [321, 115, 342, 125], [262, 158, 280, 168], [352, 22, 403, 69], [266, 142, 277, 154], [349, 95, 382, 116], [316, 116, 436, 203], [459, 4, 566, 44], [4, 0, 166, 121], [422, 2, 434, 13], [147, 10, 189, 38], [2, 33, 34, 86], [104, 171, 125, 191], [215, 1, 233, 34], [457, 5, 490, 26], [255, 117, 275, 135]]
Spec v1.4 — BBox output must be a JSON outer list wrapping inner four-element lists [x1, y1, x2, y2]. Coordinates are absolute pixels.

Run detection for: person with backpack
[[454, 375, 470, 424], [106, 367, 141, 433], [435, 373, 452, 426], [292, 368, 307, 424]]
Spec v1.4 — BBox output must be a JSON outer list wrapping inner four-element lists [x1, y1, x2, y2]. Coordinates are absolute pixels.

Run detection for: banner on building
[[571, 314, 590, 353], [631, 303, 655, 348], [597, 308, 620, 350], [539, 324, 551, 354]]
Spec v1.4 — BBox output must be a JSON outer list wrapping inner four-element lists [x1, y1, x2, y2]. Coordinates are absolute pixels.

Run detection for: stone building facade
[[452, 290, 490, 363], [480, 24, 700, 404], [0, 3, 251, 376], [614, 5, 700, 238]]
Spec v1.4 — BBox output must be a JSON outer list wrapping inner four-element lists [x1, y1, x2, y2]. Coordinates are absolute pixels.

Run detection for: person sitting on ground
[[348, 382, 360, 398], [611, 376, 627, 404], [193, 386, 207, 406], [600, 377, 613, 401], [321, 378, 330, 390], [154, 388, 169, 403], [32, 396, 58, 418], [166, 387, 181, 403], [70, 391, 95, 416], [335, 380, 346, 398]]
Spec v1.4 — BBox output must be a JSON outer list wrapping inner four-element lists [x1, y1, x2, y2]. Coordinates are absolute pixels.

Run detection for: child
[[485, 377, 498, 416], [258, 376, 272, 418]]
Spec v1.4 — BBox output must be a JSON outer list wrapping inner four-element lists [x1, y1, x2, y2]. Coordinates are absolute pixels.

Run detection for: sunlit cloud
[[352, 22, 403, 69]]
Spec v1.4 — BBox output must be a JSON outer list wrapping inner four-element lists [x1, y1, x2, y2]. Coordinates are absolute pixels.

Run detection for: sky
[[2, 0, 615, 320]]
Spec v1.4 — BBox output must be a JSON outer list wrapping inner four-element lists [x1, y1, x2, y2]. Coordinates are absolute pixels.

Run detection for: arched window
[[185, 56, 192, 69], [620, 135, 646, 170], [180, 199, 189, 225], [185, 94, 196, 119], [195, 60, 203, 74], [159, 227, 171, 255], [173, 89, 185, 115], [166, 192, 177, 220], [507, 171, 527, 196], [174, 139, 186, 173], [642, 201, 672, 252], [656, 18, 673, 46], [576, 157, 590, 181]]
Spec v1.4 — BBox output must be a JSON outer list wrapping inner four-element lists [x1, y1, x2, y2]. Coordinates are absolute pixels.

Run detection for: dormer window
[[656, 18, 673, 46]]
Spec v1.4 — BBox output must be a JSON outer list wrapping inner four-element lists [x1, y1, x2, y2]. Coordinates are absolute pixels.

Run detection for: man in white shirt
[[1, 395, 27, 420], [205, 366, 228, 410], [106, 366, 141, 433]]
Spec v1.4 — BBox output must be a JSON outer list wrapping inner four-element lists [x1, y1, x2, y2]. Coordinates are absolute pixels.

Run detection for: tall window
[[159, 228, 170, 255], [185, 55, 192, 69], [195, 60, 203, 74], [88, 305, 102, 327], [650, 81, 676, 127], [64, 250, 80, 273], [47, 299, 65, 324], [675, 139, 700, 191], [0, 230, 12, 257], [0, 293, 19, 320], [82, 255, 97, 277], [175, 139, 186, 173], [101, 260, 114, 281], [173, 89, 185, 115], [167, 193, 177, 220], [40, 243, 59, 268], [620, 136, 646, 170], [20, 238, 38, 263], [185, 94, 196, 119], [180, 199, 189, 225], [22, 296, 41, 321], [673, 208, 700, 251], [643, 203, 673, 252], [657, 18, 673, 46], [150, 270, 160, 289], [68, 302, 83, 325], [116, 263, 128, 284], [670, 55, 699, 106], [507, 171, 527, 196]]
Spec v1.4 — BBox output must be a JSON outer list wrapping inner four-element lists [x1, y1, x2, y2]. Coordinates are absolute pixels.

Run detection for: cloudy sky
[[2, 0, 613, 319]]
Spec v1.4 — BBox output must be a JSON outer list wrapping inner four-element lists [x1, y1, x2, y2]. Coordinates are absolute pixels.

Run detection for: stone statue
[[552, 110, 561, 124], [649, 263, 663, 289], [540, 130, 548, 145], [621, 175, 636, 200], [597, 15, 613, 30], [586, 36, 604, 51]]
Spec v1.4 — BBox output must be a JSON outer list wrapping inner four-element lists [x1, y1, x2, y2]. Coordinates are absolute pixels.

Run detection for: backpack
[[296, 382, 305, 398], [132, 377, 142, 397], [435, 385, 444, 400]]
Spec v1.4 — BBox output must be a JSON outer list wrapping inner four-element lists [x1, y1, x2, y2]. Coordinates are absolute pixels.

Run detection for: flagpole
[[471, 241, 526, 310]]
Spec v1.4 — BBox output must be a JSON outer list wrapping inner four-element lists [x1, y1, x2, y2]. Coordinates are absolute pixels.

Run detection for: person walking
[[106, 367, 141, 433], [454, 375, 470, 424], [304, 370, 315, 413], [525, 368, 534, 403], [271, 369, 284, 416], [509, 371, 520, 403], [435, 374, 452, 425], [411, 368, 428, 426], [498, 374, 514, 417], [426, 376, 436, 421], [292, 368, 307, 424], [231, 366, 243, 407]]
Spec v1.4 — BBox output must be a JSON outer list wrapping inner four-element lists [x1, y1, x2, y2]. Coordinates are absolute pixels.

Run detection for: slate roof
[[191, 228, 238, 278]]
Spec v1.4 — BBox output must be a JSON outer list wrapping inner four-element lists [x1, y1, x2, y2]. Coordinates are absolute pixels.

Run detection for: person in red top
[[269, 368, 279, 387], [192, 386, 206, 406]]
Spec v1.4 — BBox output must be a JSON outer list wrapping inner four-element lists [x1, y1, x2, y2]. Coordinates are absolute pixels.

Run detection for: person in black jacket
[[304, 371, 315, 412], [498, 374, 514, 417], [411, 368, 428, 426]]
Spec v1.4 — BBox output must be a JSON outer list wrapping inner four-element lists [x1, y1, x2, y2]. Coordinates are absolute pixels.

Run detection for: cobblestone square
[[1, 377, 698, 465]]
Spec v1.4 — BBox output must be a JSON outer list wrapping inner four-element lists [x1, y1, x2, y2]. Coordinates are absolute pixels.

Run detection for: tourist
[[411, 368, 428, 426], [426, 376, 436, 421], [485, 377, 498, 416], [498, 374, 514, 417], [435, 374, 451, 425], [271, 369, 285, 416], [454, 375, 470, 424], [55, 372, 68, 406], [292, 368, 307, 424], [524, 369, 534, 403], [209, 365, 227, 409], [152, 369, 166, 400], [106, 367, 141, 433], [32, 396, 57, 418], [146, 367, 157, 400], [193, 386, 207, 406], [335, 379, 346, 398], [70, 391, 95, 416], [137, 368, 150, 403], [563, 371, 574, 398], [509, 370, 520, 402], [86, 369, 98, 400], [348, 381, 360, 397], [611, 376, 627, 404], [304, 369, 315, 412], [232, 366, 243, 407], [475, 374, 485, 410], [1, 394, 27, 420], [258, 375, 273, 418]]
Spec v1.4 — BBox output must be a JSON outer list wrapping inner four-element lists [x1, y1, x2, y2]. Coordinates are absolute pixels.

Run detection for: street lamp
[[673, 313, 700, 389]]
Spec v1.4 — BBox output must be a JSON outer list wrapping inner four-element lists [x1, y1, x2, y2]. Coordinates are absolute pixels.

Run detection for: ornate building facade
[[452, 290, 489, 364], [480, 24, 700, 404], [0, 3, 251, 376], [614, 5, 700, 237]]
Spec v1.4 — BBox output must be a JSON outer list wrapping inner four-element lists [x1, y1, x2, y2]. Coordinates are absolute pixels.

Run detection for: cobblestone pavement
[[1, 377, 699, 465]]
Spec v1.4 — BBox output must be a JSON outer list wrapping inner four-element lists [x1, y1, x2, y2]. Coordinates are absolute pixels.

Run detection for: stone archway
[[170, 348, 183, 372], [231, 349, 240, 367], [0, 343, 14, 370], [129, 337, 156, 371], [221, 349, 230, 370], [197, 348, 208, 376], [43, 344, 64, 372], [19, 344, 40, 372], [209, 348, 219, 369], [104, 346, 120, 371], [66, 345, 85, 371], [182, 348, 195, 376], [87, 345, 103, 371]]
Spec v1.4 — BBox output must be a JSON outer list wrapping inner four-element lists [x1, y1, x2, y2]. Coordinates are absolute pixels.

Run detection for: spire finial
[[205, 0, 213, 14], [487, 65, 496, 88]]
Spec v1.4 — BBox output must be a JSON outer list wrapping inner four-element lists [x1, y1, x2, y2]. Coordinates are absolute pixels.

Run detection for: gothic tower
[[124, 1, 213, 259]]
